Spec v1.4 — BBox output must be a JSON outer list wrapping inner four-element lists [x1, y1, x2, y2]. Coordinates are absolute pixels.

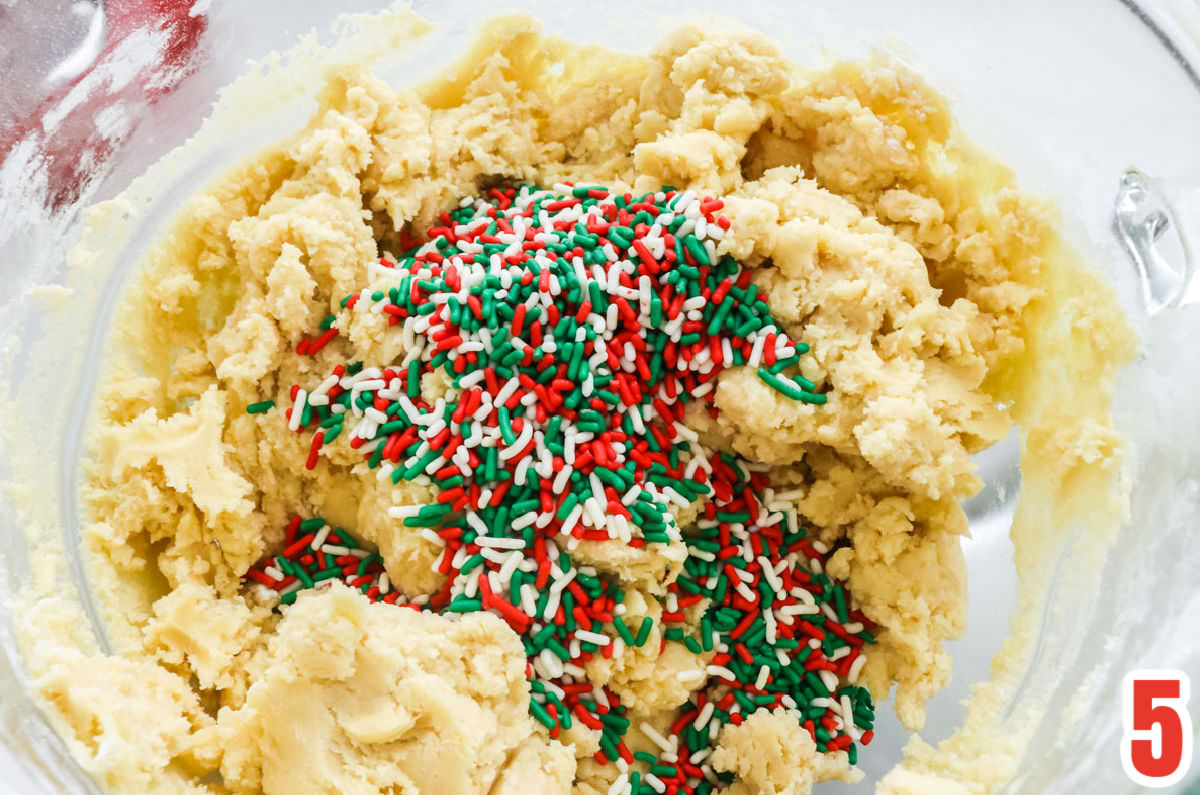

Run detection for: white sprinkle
[[548, 568, 577, 596], [514, 456, 532, 486], [706, 665, 737, 682], [387, 505, 423, 519], [520, 584, 538, 616], [542, 589, 561, 622], [511, 511, 538, 531], [640, 723, 674, 754], [848, 654, 867, 684], [539, 647, 564, 678], [584, 497, 607, 530], [764, 609, 778, 644], [465, 511, 490, 536], [480, 548, 509, 565], [532, 506, 554, 533], [288, 389, 307, 431], [495, 377, 521, 406], [499, 421, 533, 460], [278, 580, 303, 598], [356, 419, 379, 442], [575, 629, 611, 646], [819, 669, 840, 692], [791, 586, 816, 605], [310, 524, 332, 549], [354, 378, 386, 393], [497, 551, 523, 584], [309, 373, 339, 397], [552, 466, 572, 494], [607, 774, 630, 795], [748, 333, 767, 367], [476, 536, 525, 550], [563, 429, 577, 465], [758, 556, 783, 592], [557, 503, 583, 537], [657, 486, 686, 509]]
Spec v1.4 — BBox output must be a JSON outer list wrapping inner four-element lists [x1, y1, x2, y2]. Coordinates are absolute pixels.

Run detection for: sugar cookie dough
[[17, 12, 1095, 795]]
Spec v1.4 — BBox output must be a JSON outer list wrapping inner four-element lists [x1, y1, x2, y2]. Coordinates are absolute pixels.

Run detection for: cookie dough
[[11, 12, 1122, 795]]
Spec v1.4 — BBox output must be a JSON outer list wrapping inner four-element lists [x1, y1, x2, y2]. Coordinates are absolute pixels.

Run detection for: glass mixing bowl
[[1, 1, 1198, 792]]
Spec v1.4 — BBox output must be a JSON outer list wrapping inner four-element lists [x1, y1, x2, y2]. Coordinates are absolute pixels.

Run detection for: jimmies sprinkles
[[245, 183, 875, 794]]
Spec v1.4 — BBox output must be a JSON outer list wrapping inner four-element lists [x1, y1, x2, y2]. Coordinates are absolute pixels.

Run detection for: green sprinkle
[[634, 616, 653, 647], [756, 368, 828, 404]]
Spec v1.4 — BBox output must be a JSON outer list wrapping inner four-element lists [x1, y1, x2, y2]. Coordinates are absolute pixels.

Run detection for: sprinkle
[[575, 629, 612, 646], [288, 390, 307, 432], [243, 184, 871, 779], [640, 722, 674, 754], [311, 524, 332, 550], [476, 536, 525, 550], [849, 656, 868, 687], [755, 368, 828, 404]]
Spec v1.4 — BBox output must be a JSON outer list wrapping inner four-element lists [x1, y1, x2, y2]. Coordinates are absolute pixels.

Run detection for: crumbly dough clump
[[43, 14, 1060, 795]]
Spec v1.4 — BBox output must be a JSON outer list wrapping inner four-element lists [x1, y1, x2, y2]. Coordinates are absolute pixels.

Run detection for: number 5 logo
[[1121, 670, 1193, 787]]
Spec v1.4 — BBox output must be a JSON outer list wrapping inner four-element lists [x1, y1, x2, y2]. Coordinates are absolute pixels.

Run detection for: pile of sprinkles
[[244, 183, 875, 793]]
